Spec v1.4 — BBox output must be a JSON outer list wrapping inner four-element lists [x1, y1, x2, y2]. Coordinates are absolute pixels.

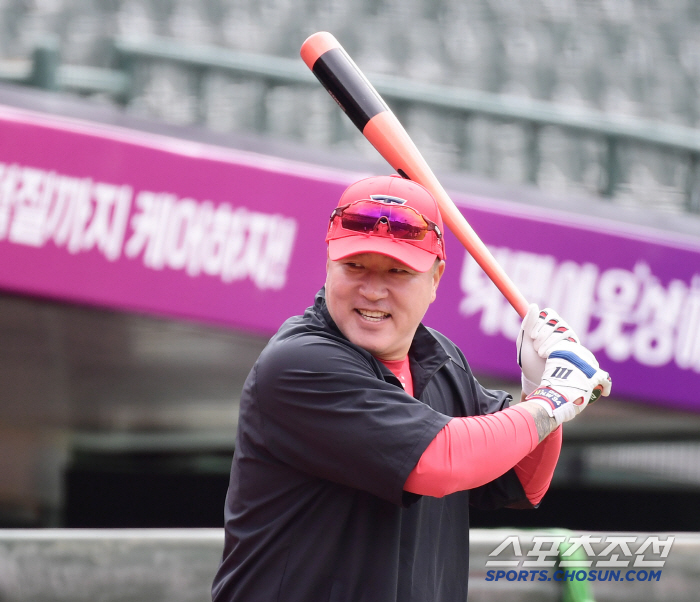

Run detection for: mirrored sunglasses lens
[[341, 213, 381, 234], [342, 202, 428, 240], [386, 217, 426, 240]]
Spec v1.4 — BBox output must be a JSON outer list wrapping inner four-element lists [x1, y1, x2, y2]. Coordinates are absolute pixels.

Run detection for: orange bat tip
[[300, 32, 341, 69]]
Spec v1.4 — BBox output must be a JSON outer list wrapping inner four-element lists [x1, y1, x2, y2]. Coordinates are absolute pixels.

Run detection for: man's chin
[[346, 332, 390, 357], [354, 337, 409, 361]]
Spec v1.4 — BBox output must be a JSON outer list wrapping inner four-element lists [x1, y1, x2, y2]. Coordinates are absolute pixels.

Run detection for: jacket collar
[[313, 288, 449, 399]]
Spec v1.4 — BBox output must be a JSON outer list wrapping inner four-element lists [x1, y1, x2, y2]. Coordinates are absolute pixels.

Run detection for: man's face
[[325, 252, 445, 361]]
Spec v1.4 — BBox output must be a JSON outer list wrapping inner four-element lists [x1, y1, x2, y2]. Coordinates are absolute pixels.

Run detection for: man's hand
[[526, 340, 612, 427], [517, 304, 578, 398]]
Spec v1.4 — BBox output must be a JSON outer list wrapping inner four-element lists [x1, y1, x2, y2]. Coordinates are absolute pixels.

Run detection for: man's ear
[[430, 259, 446, 302]]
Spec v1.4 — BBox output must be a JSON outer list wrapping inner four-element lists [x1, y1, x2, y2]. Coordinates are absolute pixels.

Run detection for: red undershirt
[[378, 356, 414, 397], [378, 355, 561, 506]]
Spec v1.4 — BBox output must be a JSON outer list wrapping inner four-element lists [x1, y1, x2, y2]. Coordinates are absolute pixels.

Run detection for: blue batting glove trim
[[549, 350, 596, 378]]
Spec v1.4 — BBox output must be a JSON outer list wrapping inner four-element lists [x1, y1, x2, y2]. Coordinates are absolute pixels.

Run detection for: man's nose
[[359, 272, 388, 301]]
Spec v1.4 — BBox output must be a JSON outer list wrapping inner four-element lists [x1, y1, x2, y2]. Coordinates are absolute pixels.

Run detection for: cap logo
[[369, 194, 407, 205]]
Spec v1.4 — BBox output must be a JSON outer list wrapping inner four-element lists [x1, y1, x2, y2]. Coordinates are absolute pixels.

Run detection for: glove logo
[[551, 367, 573, 379], [529, 387, 568, 410]]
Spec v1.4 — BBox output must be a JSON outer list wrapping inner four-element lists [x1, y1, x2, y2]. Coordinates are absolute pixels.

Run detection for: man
[[212, 175, 611, 602]]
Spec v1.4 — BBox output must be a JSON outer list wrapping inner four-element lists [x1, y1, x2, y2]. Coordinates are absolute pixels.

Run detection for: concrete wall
[[0, 529, 696, 602]]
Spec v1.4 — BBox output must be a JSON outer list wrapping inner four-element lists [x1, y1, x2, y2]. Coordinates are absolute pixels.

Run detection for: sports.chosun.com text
[[485, 569, 662, 583]]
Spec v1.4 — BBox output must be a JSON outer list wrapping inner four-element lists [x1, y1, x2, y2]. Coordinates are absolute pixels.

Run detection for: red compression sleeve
[[404, 405, 539, 498], [514, 425, 562, 506]]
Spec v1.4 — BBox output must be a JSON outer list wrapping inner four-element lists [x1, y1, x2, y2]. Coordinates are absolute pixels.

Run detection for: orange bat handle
[[301, 32, 529, 318]]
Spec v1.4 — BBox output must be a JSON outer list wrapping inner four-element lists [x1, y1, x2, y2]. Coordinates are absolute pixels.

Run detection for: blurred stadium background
[[5, 0, 700, 213], [1, 1, 700, 600]]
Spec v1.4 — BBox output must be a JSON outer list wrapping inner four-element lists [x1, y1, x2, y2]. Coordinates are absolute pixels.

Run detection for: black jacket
[[212, 289, 527, 602]]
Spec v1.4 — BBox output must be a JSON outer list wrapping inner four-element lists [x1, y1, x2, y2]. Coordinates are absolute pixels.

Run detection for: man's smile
[[355, 309, 391, 322]]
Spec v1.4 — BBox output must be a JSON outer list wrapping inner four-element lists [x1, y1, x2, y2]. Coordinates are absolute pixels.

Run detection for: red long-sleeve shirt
[[404, 410, 561, 505], [379, 357, 561, 505]]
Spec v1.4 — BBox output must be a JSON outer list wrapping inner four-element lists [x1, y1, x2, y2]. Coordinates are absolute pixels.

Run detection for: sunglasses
[[329, 199, 443, 242]]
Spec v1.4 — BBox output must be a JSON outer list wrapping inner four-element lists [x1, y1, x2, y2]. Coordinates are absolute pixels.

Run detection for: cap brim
[[328, 236, 437, 272]]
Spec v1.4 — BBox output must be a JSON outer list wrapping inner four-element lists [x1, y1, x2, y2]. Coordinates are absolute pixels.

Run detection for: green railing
[[0, 37, 129, 97], [3, 35, 700, 213]]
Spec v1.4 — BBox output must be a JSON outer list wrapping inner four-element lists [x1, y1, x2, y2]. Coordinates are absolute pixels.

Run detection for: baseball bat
[[300, 31, 529, 318]]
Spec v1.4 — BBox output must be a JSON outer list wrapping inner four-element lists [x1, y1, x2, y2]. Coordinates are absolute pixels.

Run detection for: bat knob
[[300, 32, 340, 69], [589, 384, 604, 404]]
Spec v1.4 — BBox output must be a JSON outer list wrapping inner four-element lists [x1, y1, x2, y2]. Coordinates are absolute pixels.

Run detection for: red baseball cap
[[326, 175, 446, 272]]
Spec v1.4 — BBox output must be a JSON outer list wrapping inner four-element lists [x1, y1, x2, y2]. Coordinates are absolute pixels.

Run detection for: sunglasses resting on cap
[[326, 175, 446, 272]]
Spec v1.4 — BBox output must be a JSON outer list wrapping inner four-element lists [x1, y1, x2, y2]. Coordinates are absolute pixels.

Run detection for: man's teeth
[[358, 309, 389, 322]]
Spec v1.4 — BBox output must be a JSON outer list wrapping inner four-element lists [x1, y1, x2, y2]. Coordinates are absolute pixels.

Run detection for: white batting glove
[[526, 340, 612, 426], [517, 304, 579, 397]]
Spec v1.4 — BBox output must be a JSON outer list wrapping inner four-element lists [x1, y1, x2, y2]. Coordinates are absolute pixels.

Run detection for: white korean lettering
[[66, 178, 94, 255], [547, 261, 599, 335], [459, 246, 700, 377], [162, 198, 198, 270], [220, 208, 249, 283], [460, 249, 589, 340], [507, 250, 557, 338], [157, 197, 217, 276], [523, 536, 566, 567], [586, 266, 642, 361], [0, 163, 20, 240], [237, 211, 269, 286], [200, 203, 233, 276], [558, 535, 601, 567], [220, 210, 297, 290], [253, 214, 297, 290], [632, 271, 686, 367], [269, 215, 297, 288], [485, 535, 522, 567], [676, 276, 700, 372], [633, 536, 674, 568], [125, 191, 297, 290], [0, 163, 302, 286], [184, 201, 214, 277], [125, 191, 176, 269], [595, 536, 637, 568], [81, 183, 133, 261], [459, 246, 511, 335], [8, 167, 50, 246], [46, 175, 90, 248]]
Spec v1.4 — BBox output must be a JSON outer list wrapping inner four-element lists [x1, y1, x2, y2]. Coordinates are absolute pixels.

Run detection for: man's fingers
[[538, 329, 579, 357], [517, 303, 540, 367], [521, 304, 541, 339], [588, 372, 611, 404], [531, 307, 579, 357], [528, 307, 549, 340], [598, 370, 612, 397]]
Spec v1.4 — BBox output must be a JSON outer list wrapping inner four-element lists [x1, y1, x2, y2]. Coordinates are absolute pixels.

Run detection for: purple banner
[[0, 104, 357, 334], [1, 105, 699, 411], [428, 198, 700, 412]]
